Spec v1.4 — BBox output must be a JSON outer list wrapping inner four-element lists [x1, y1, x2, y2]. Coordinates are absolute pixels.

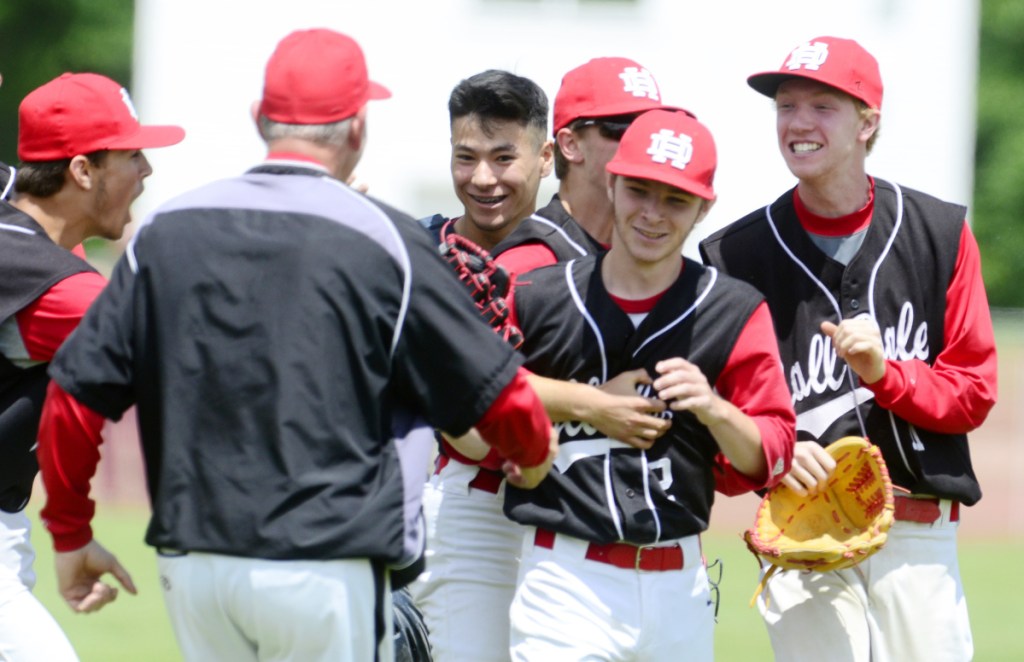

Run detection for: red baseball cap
[[747, 36, 883, 110], [606, 109, 717, 201], [259, 28, 391, 124], [18, 73, 185, 161], [552, 57, 692, 134]]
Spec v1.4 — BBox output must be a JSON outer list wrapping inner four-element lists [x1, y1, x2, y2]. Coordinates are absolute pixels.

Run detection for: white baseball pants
[[0, 509, 78, 661], [759, 500, 971, 661], [157, 550, 393, 662]]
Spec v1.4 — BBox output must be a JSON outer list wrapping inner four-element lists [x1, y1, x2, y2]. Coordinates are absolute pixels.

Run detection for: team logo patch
[[647, 129, 693, 170], [119, 87, 139, 120], [785, 41, 830, 71], [618, 66, 660, 100]]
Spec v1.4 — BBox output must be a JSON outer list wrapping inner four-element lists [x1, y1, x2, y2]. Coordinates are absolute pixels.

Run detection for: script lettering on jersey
[[881, 301, 929, 362], [555, 376, 601, 440], [789, 303, 929, 404], [636, 382, 673, 420], [556, 420, 598, 439], [789, 332, 846, 404], [556, 377, 673, 440]]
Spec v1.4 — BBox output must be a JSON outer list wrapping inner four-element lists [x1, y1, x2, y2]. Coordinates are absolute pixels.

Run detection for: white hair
[[256, 115, 353, 147]]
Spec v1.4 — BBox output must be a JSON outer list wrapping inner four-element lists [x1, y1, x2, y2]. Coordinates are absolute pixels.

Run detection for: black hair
[[15, 151, 109, 198], [448, 69, 548, 138]]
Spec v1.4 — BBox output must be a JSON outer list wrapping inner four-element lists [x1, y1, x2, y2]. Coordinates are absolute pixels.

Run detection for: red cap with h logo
[[747, 36, 883, 110]]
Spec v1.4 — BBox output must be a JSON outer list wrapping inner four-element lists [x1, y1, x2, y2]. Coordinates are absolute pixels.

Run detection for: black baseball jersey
[[420, 193, 602, 263], [508, 193, 605, 259], [417, 213, 447, 246], [0, 202, 96, 512], [504, 254, 765, 544], [700, 178, 982, 504], [0, 162, 14, 201], [48, 163, 524, 563]]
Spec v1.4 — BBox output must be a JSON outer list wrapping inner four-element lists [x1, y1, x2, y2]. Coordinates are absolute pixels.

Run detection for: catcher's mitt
[[393, 587, 433, 662], [743, 436, 894, 606], [438, 220, 524, 349]]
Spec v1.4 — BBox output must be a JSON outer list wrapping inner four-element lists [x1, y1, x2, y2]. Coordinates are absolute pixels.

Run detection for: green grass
[[28, 504, 180, 662], [23, 506, 1024, 661], [956, 538, 1024, 659], [704, 530, 1024, 661]]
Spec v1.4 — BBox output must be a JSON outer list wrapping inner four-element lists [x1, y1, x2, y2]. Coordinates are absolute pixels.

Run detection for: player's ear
[[858, 108, 880, 145], [606, 173, 617, 203], [539, 138, 554, 178], [695, 198, 716, 224], [556, 127, 584, 164], [250, 100, 272, 141], [250, 101, 264, 138], [67, 154, 96, 191], [348, 106, 368, 152]]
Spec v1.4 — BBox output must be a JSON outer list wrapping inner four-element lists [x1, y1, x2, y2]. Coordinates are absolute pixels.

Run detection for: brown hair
[[15, 151, 109, 198]]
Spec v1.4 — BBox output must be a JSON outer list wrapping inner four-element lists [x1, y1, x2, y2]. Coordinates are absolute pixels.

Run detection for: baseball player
[[505, 109, 796, 661], [413, 71, 553, 662], [496, 57, 691, 277], [412, 69, 671, 662], [35, 29, 557, 662], [699, 36, 998, 661], [420, 69, 554, 253], [0, 72, 183, 660]]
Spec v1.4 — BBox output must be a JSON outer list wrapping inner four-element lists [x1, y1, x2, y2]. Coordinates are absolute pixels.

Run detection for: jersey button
[[625, 489, 636, 498], [850, 299, 860, 310]]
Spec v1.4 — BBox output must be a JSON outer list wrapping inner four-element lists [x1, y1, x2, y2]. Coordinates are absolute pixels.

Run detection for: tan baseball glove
[[743, 436, 895, 605]]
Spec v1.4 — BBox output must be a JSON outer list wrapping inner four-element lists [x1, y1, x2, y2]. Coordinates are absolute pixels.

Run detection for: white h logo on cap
[[119, 88, 139, 120], [785, 42, 830, 71], [619, 67, 660, 100], [647, 130, 693, 170]]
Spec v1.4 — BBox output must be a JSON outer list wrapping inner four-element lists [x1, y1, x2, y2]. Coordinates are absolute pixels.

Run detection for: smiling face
[[608, 175, 709, 268], [774, 78, 878, 186], [450, 114, 553, 247]]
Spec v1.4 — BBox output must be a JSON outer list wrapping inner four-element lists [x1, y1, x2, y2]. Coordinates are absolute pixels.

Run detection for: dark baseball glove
[[743, 436, 895, 605], [438, 220, 524, 349], [393, 587, 433, 662]]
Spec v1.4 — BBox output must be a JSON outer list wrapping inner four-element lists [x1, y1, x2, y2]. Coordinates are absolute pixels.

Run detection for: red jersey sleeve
[[496, 243, 559, 281], [864, 222, 997, 433], [38, 380, 108, 552], [474, 367, 552, 468], [712, 302, 796, 495], [440, 245, 557, 472], [15, 271, 107, 361], [496, 242, 559, 316]]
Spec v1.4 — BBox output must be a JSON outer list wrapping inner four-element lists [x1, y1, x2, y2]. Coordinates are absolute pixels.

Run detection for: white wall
[[132, 0, 978, 257]]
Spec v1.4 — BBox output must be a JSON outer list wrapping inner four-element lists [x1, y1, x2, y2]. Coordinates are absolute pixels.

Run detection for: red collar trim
[[608, 264, 681, 314], [794, 177, 875, 237]]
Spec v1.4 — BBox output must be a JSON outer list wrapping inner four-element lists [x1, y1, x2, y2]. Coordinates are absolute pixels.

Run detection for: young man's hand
[[779, 440, 838, 495], [56, 539, 137, 613]]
